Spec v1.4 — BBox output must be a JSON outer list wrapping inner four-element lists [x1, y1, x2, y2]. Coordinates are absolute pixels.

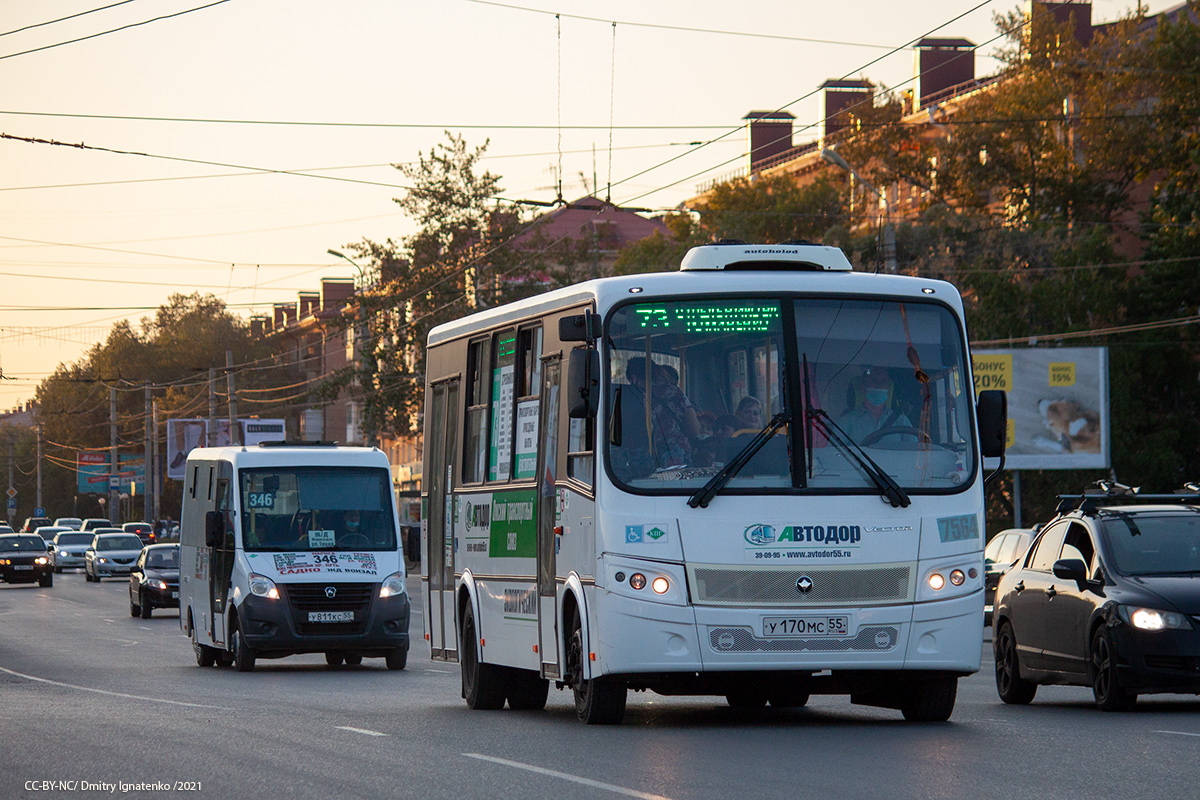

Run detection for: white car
[[84, 533, 145, 582], [49, 531, 96, 572], [54, 517, 83, 530]]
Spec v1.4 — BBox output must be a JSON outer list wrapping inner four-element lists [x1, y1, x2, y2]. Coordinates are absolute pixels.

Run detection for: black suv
[[994, 484, 1200, 710]]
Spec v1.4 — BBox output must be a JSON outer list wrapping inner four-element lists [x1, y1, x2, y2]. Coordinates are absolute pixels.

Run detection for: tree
[[33, 293, 302, 519], [614, 174, 848, 274], [334, 133, 536, 438]]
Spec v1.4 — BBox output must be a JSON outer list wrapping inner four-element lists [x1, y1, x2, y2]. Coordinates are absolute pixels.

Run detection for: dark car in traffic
[[123, 522, 155, 545], [128, 543, 179, 618], [994, 487, 1200, 711], [984, 527, 1037, 624], [0, 534, 53, 587]]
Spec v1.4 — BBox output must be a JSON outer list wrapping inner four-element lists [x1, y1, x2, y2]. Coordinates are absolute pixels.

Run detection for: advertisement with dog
[[972, 347, 1109, 470]]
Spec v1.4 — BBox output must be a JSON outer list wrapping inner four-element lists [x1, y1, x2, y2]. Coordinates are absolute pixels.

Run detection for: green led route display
[[631, 302, 781, 333]]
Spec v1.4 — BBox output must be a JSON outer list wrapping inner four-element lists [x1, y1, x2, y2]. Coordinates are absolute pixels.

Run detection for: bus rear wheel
[[461, 605, 506, 709], [567, 609, 626, 725]]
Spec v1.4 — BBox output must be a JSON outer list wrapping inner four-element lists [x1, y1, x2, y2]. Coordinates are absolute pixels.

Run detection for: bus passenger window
[[513, 326, 542, 481], [463, 338, 490, 484]]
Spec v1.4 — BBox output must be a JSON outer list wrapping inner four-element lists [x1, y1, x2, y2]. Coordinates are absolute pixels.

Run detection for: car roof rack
[[1056, 491, 1200, 515]]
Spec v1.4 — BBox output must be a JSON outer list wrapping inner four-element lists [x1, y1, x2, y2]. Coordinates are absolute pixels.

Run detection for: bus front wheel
[[567, 609, 626, 725], [900, 676, 957, 722], [461, 605, 506, 709]]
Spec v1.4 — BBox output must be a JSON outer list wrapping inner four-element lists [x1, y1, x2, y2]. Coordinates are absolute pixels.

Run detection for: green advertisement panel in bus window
[[489, 488, 537, 558], [489, 332, 517, 481]]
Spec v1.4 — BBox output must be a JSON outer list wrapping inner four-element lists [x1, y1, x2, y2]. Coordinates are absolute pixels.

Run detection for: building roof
[[511, 196, 667, 251]]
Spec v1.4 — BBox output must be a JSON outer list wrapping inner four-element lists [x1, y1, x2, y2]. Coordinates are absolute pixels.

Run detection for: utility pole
[[143, 383, 152, 523], [36, 422, 43, 514], [152, 399, 161, 524], [208, 367, 217, 446], [109, 386, 119, 525], [6, 439, 14, 527], [226, 350, 240, 446]]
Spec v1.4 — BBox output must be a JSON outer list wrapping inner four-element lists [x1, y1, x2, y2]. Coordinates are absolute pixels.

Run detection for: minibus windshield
[[239, 467, 398, 552]]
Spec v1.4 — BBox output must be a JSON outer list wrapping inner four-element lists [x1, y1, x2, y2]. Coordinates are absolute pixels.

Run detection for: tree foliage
[[32, 293, 301, 519], [335, 133, 539, 438]]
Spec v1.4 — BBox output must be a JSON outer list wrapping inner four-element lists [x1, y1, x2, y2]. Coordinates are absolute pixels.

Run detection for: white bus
[[421, 242, 1006, 723]]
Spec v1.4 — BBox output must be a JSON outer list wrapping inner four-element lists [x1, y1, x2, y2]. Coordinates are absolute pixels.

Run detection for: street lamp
[[820, 146, 896, 273], [326, 249, 377, 449], [327, 249, 366, 288]]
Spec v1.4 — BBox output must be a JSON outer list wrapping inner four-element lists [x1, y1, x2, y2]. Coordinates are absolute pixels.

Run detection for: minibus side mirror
[[205, 511, 225, 548], [567, 347, 600, 419], [976, 389, 1007, 458]]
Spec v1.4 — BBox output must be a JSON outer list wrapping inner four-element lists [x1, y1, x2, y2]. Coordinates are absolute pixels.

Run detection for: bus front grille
[[284, 583, 375, 636], [688, 563, 914, 606]]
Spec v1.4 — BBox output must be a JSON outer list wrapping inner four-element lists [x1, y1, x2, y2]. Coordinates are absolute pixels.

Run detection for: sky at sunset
[[0, 0, 1171, 408]]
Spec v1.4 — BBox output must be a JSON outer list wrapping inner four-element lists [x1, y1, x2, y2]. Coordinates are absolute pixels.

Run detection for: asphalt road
[[2, 570, 1198, 800]]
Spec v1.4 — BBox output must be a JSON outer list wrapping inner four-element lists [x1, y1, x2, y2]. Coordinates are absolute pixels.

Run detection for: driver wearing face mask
[[837, 367, 914, 445]]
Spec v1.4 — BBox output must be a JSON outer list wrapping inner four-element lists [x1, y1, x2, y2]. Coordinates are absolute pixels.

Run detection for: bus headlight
[[651, 576, 670, 594], [380, 572, 407, 598], [928, 572, 946, 591], [248, 573, 279, 599]]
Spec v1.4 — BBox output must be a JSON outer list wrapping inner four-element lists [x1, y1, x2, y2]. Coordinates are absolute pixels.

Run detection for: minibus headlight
[[248, 572, 279, 599], [651, 576, 670, 594], [928, 572, 945, 591], [629, 573, 647, 590], [380, 572, 407, 598]]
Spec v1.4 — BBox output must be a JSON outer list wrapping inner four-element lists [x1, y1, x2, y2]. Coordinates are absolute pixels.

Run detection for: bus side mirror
[[567, 347, 600, 419], [559, 312, 601, 343], [977, 389, 1007, 458], [205, 511, 225, 548]]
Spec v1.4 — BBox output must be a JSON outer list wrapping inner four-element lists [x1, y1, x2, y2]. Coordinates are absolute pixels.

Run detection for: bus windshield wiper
[[806, 404, 910, 509], [688, 410, 790, 509]]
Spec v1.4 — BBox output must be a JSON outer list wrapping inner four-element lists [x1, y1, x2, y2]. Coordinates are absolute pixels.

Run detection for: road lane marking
[[423, 668, 455, 674], [465, 754, 675, 800], [335, 726, 389, 737], [0, 666, 231, 710], [1157, 730, 1200, 738]]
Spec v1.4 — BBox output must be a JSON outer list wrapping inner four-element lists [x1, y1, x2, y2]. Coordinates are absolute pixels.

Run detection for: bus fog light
[[629, 573, 647, 590], [950, 569, 965, 586], [928, 572, 945, 591], [968, 567, 978, 579], [651, 576, 670, 594]]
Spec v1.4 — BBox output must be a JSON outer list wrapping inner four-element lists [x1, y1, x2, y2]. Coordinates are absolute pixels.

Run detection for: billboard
[[165, 418, 286, 480], [972, 347, 1109, 470], [77, 452, 145, 495]]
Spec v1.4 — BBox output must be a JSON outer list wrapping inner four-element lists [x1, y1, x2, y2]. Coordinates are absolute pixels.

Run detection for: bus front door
[[536, 357, 562, 677], [426, 379, 459, 661]]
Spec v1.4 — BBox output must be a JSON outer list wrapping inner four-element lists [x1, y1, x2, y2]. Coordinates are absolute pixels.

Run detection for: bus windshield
[[239, 467, 397, 552], [606, 296, 975, 495]]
